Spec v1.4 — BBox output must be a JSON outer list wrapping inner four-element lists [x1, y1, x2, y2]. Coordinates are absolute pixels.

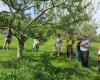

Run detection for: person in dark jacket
[[3, 28, 12, 50], [76, 38, 83, 61]]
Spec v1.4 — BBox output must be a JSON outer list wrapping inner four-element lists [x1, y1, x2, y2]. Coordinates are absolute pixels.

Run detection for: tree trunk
[[16, 34, 27, 59], [17, 43, 24, 59]]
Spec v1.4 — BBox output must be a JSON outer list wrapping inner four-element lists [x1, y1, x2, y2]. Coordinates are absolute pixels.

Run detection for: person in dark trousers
[[3, 27, 12, 50], [66, 34, 74, 59], [76, 38, 83, 61], [80, 36, 90, 67]]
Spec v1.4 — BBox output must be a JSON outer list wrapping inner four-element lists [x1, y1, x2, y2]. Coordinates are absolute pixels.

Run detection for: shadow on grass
[[26, 53, 87, 80], [0, 51, 99, 80], [9, 47, 18, 50], [89, 57, 97, 67], [0, 46, 17, 50], [23, 55, 42, 62], [0, 46, 3, 49], [0, 59, 21, 69]]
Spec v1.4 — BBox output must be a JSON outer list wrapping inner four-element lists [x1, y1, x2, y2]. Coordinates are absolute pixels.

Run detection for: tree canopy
[[0, 0, 98, 59]]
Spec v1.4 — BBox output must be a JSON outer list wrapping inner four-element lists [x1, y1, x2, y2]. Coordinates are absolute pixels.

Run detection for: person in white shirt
[[80, 36, 90, 67], [32, 37, 40, 52], [54, 33, 62, 56]]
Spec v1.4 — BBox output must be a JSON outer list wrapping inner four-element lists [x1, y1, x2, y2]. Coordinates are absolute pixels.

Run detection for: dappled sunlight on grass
[[0, 35, 100, 79]]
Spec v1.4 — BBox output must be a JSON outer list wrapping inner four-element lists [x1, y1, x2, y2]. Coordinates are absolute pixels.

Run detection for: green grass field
[[0, 35, 100, 80]]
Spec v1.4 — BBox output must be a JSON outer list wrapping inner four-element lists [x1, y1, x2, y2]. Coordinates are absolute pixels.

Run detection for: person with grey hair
[[80, 36, 90, 67]]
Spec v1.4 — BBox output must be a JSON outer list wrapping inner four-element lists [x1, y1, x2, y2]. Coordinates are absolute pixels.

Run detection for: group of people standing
[[2, 28, 100, 72], [54, 33, 90, 67], [2, 28, 90, 68], [6, 31, 89, 68], [3, 28, 100, 72]]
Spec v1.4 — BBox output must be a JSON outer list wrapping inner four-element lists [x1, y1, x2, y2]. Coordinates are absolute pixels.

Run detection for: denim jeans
[[76, 51, 81, 61]]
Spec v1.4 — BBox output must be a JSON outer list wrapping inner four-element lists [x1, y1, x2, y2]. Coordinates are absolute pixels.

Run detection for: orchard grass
[[0, 35, 100, 80]]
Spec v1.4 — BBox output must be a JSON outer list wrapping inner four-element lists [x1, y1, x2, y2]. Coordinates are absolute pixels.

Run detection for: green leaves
[[0, 12, 13, 29], [58, 0, 90, 36], [0, 0, 93, 40]]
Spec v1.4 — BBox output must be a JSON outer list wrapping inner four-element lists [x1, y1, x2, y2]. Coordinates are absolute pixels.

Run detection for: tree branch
[[2, 0, 18, 11], [25, 2, 65, 27], [51, 0, 55, 7], [2, 0, 25, 13], [24, 5, 36, 10], [34, 2, 65, 21]]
